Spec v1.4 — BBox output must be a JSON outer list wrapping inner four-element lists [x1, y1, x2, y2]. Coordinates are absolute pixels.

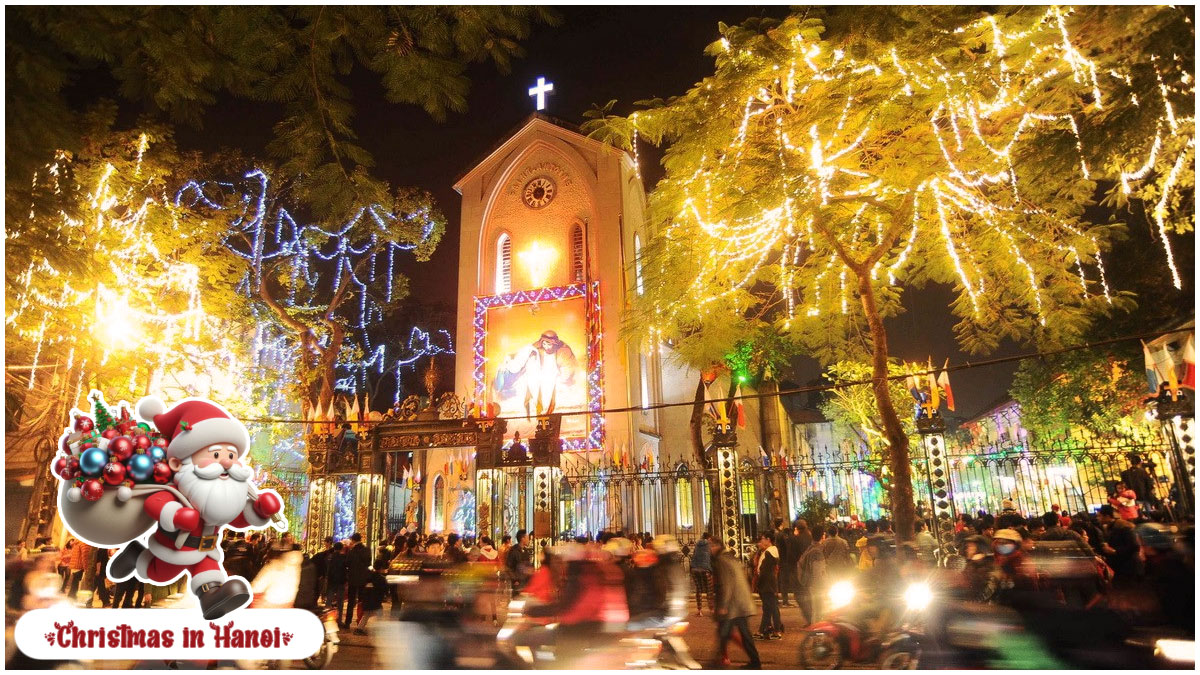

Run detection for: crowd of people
[[6, 449, 1193, 670]]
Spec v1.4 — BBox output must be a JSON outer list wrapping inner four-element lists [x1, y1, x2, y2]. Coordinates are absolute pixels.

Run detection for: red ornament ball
[[68, 457, 80, 472], [109, 436, 135, 461], [75, 417, 95, 433], [134, 435, 152, 451], [103, 461, 127, 485], [101, 428, 119, 440], [152, 462, 173, 484], [152, 437, 169, 449], [81, 479, 105, 501], [53, 457, 69, 478]]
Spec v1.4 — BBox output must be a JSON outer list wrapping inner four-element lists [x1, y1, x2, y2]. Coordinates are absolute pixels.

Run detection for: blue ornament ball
[[148, 446, 166, 463], [79, 447, 108, 476], [127, 453, 155, 482]]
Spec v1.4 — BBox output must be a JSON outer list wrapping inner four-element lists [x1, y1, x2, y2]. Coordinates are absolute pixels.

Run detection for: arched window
[[701, 479, 712, 525], [431, 474, 445, 532], [634, 233, 644, 296], [740, 478, 757, 515], [570, 224, 585, 283], [496, 233, 512, 293], [675, 465, 694, 530]]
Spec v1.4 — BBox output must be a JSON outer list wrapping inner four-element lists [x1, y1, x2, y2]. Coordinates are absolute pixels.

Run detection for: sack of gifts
[[51, 391, 184, 547]]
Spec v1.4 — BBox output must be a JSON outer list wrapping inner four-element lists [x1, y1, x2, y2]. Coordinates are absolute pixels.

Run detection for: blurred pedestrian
[[796, 526, 827, 625], [326, 541, 348, 625], [819, 524, 854, 573], [344, 532, 371, 629], [776, 519, 800, 608], [57, 540, 73, 592], [689, 532, 715, 615], [354, 563, 389, 635], [1097, 505, 1142, 588], [711, 539, 761, 669]]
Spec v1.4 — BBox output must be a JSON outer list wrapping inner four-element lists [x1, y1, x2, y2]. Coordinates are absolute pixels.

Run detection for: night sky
[[89, 6, 1192, 420]]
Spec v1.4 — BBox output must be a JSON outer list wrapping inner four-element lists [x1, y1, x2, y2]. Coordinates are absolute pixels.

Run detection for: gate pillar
[[709, 422, 744, 559], [917, 413, 956, 557], [530, 414, 564, 563], [1154, 387, 1195, 515]]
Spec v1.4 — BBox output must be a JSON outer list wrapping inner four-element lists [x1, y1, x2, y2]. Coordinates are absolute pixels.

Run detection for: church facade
[[411, 114, 794, 536]]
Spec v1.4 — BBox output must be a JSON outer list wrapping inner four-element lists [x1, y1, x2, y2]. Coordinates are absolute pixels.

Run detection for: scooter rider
[[523, 542, 630, 664], [627, 535, 689, 630]]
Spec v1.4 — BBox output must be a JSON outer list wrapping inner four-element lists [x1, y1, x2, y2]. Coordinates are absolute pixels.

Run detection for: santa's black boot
[[108, 541, 146, 581], [197, 578, 251, 620]]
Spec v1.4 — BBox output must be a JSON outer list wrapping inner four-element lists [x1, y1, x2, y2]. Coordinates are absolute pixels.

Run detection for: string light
[[628, 7, 1191, 335]]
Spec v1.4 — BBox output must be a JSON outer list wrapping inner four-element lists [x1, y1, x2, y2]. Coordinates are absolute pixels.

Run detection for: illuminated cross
[[528, 76, 554, 111]]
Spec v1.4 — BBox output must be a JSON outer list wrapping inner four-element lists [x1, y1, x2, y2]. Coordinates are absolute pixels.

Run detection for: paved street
[[326, 600, 819, 670]]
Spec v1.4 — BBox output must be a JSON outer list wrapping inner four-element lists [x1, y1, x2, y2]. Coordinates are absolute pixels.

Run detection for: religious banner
[[473, 282, 604, 449]]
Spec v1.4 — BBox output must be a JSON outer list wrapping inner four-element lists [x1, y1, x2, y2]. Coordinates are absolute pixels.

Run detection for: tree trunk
[[689, 375, 722, 532], [856, 274, 916, 542]]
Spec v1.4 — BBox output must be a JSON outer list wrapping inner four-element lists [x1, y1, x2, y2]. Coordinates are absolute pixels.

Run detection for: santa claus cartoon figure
[[107, 396, 285, 620]]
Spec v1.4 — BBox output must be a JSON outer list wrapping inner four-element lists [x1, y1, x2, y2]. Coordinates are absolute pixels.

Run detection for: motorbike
[[379, 560, 520, 669], [497, 599, 700, 670], [798, 579, 926, 669]]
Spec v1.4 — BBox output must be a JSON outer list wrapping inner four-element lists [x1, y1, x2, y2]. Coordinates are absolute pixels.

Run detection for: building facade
[[408, 114, 789, 535]]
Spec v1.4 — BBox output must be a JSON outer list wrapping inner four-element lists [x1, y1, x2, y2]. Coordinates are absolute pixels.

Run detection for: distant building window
[[496, 233, 512, 293], [571, 224, 585, 282], [634, 233, 644, 296], [740, 478, 757, 515], [676, 468, 694, 529], [432, 474, 445, 531]]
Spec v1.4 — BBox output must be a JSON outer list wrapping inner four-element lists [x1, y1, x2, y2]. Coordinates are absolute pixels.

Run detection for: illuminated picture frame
[[473, 281, 604, 450]]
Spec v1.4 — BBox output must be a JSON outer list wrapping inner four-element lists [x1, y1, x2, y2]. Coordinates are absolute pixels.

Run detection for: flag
[[1184, 334, 1196, 390], [937, 359, 956, 412], [735, 401, 747, 428], [1143, 340, 1162, 394], [905, 375, 921, 401], [1163, 344, 1180, 395], [927, 358, 940, 410]]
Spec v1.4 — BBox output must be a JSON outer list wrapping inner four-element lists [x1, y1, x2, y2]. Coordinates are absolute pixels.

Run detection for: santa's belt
[[156, 531, 218, 552]]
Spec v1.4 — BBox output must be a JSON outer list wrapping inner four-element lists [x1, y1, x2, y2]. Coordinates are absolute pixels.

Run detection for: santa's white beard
[[175, 460, 254, 526]]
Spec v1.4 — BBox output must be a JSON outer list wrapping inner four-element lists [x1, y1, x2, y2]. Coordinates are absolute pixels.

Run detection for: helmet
[[1135, 522, 1175, 551], [652, 534, 681, 555], [992, 529, 1022, 543], [552, 541, 586, 561], [603, 537, 634, 558]]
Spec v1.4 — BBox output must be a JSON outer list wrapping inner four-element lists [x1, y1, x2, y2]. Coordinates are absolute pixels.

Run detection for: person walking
[[505, 530, 533, 595], [325, 541, 349, 624], [689, 532, 715, 615], [89, 547, 113, 607], [354, 563, 389, 635], [311, 536, 335, 598], [1120, 453, 1158, 513], [66, 539, 91, 600], [344, 532, 371, 629], [819, 524, 854, 574], [57, 540, 74, 592], [1097, 505, 1142, 588], [776, 519, 800, 608], [796, 527, 828, 625], [711, 539, 762, 669], [753, 532, 782, 640]]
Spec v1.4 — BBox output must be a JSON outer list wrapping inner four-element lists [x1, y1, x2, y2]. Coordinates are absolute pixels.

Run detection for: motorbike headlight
[[904, 582, 932, 611], [1155, 639, 1195, 664], [828, 580, 855, 609]]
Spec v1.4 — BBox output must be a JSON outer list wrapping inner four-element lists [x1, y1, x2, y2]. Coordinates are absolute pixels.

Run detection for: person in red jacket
[[107, 397, 285, 620]]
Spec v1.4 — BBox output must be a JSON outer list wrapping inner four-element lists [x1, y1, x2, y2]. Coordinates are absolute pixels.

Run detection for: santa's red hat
[[136, 396, 250, 460]]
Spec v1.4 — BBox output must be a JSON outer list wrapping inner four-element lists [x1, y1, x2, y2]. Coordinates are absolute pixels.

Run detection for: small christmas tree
[[90, 391, 115, 432]]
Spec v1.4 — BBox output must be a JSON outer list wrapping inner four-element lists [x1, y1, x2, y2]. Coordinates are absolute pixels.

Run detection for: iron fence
[[551, 427, 1177, 552]]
